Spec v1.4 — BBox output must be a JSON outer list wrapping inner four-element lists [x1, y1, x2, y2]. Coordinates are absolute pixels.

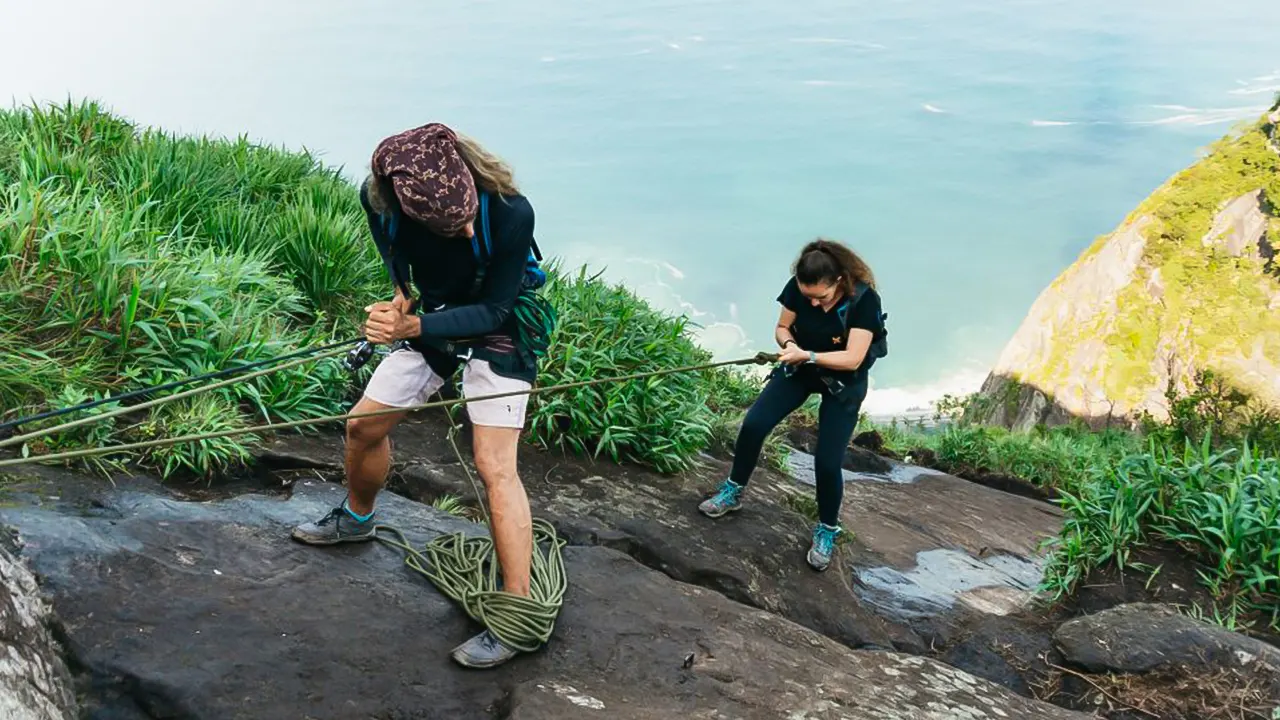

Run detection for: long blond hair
[[363, 131, 519, 215], [454, 132, 520, 196]]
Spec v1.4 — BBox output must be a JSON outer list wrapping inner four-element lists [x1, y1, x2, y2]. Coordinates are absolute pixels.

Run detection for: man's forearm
[[419, 303, 505, 339]]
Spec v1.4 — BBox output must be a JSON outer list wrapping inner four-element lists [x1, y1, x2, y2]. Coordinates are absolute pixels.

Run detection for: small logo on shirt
[[832, 336, 842, 345]]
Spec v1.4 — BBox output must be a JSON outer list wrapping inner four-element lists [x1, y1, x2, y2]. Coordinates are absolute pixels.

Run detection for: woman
[[698, 239, 886, 572]]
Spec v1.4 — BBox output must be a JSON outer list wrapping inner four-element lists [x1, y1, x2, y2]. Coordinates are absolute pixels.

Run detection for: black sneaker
[[290, 506, 377, 545], [450, 629, 520, 669]]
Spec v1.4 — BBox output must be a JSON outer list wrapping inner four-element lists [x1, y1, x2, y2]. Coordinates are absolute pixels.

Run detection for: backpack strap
[[469, 193, 493, 296], [378, 207, 412, 298], [835, 282, 870, 340]]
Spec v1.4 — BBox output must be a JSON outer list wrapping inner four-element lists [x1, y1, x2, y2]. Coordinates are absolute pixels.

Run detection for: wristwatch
[[806, 351, 816, 364]]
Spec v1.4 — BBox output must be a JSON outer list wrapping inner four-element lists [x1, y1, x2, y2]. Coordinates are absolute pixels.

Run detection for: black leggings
[[729, 369, 866, 527]]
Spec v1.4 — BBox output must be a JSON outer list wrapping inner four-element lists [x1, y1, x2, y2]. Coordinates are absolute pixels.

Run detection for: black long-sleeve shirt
[[360, 182, 534, 341]]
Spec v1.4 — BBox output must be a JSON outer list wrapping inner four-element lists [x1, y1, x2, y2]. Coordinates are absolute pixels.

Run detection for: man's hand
[[364, 301, 421, 344], [779, 344, 810, 366], [391, 288, 414, 315]]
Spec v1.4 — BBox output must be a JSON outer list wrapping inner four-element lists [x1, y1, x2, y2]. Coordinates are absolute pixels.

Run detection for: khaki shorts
[[362, 348, 531, 429]]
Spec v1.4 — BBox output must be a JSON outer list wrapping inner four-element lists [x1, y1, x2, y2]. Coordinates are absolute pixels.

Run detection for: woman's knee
[[813, 450, 845, 480], [474, 452, 519, 492], [739, 400, 786, 441]]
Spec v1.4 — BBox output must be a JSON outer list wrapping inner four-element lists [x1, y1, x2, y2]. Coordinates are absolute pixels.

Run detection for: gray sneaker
[[451, 629, 520, 669], [290, 505, 377, 545]]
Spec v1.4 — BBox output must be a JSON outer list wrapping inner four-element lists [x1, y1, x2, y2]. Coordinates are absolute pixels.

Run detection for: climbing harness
[[0, 341, 776, 652]]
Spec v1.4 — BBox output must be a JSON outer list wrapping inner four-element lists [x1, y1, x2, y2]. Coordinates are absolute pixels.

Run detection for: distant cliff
[[975, 103, 1280, 430]]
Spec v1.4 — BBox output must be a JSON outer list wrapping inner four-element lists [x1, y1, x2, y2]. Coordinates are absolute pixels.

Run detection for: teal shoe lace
[[812, 523, 840, 556], [713, 480, 742, 506]]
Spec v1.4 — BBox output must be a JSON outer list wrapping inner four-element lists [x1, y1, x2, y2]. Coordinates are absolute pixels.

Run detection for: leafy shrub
[[526, 265, 759, 474], [3, 99, 759, 477], [1043, 438, 1280, 628]]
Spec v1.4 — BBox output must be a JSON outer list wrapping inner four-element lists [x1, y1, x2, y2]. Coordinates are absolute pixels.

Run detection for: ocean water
[[2, 0, 1277, 416]]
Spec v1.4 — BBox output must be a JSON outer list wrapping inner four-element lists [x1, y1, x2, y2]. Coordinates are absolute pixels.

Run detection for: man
[[291, 123, 541, 669]]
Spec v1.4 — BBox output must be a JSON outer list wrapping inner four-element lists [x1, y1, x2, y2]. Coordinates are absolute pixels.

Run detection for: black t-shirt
[[777, 277, 883, 380]]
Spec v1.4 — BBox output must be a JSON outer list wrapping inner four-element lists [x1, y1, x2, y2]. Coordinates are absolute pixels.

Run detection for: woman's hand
[[364, 301, 421, 344], [779, 344, 810, 366]]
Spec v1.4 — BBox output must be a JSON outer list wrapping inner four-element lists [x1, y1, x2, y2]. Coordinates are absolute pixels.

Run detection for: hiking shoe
[[807, 523, 841, 571], [290, 505, 377, 545], [698, 479, 744, 518], [451, 629, 520, 669]]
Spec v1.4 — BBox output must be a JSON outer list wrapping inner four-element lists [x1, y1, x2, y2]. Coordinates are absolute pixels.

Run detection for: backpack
[[836, 281, 889, 364]]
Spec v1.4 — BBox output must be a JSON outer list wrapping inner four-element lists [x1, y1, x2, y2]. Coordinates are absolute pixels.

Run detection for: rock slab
[[0, 540, 76, 720], [1054, 602, 1280, 675], [265, 427, 1063, 658], [0, 473, 1090, 720]]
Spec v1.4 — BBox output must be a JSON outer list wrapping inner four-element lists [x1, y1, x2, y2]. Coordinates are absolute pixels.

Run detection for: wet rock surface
[[0, 471, 1090, 720], [787, 425, 892, 474], [261, 421, 1064, 658]]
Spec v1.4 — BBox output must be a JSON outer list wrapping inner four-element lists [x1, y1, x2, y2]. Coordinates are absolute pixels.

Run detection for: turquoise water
[[3, 1, 1277, 414]]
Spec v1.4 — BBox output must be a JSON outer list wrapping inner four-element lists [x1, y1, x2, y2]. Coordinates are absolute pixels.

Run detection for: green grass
[[869, 418, 1140, 495], [887, 378, 1280, 629], [1, 100, 372, 477], [1, 98, 759, 478], [1042, 438, 1280, 630], [527, 264, 758, 474]]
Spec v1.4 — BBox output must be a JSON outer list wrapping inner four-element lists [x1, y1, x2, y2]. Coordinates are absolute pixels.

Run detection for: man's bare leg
[[291, 396, 407, 544], [450, 422, 535, 668], [471, 424, 532, 596], [344, 396, 408, 516]]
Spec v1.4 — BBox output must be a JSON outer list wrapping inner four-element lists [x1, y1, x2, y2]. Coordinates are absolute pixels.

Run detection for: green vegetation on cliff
[[0, 100, 753, 477], [950, 109, 1280, 629], [983, 110, 1280, 427], [879, 379, 1280, 631]]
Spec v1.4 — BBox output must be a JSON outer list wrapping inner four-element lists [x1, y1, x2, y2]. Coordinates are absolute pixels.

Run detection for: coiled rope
[[374, 519, 566, 652], [0, 345, 778, 652]]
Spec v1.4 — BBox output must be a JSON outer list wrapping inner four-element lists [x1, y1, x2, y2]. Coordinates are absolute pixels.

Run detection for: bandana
[[370, 123, 477, 236]]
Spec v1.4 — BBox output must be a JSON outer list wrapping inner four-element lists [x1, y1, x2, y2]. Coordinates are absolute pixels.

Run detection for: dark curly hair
[[793, 238, 876, 295]]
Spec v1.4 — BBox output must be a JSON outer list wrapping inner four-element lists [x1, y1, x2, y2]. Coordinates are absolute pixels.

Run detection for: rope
[[0, 348, 777, 653], [372, 519, 566, 653], [442, 403, 490, 524], [0, 337, 363, 437], [0, 352, 778, 468], [0, 346, 351, 450]]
